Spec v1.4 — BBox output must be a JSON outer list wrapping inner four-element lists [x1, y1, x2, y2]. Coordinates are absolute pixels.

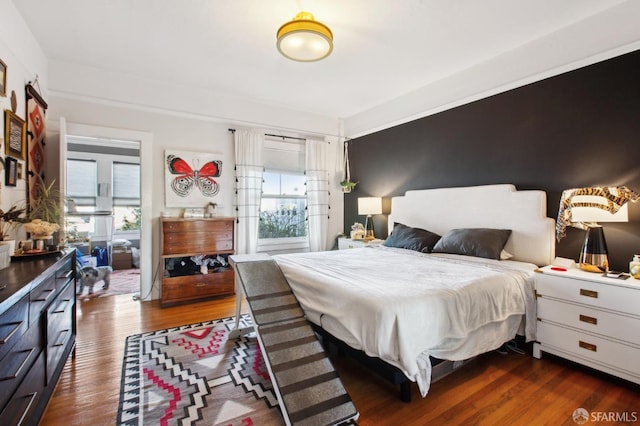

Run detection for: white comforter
[[273, 246, 537, 396]]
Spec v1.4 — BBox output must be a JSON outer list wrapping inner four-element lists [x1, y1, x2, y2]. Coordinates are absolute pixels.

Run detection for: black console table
[[0, 250, 76, 425]]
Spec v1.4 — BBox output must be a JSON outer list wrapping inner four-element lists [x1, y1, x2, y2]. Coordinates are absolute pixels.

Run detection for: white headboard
[[388, 184, 555, 266]]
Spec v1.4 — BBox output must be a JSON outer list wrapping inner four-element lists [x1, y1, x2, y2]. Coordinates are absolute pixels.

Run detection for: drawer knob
[[579, 289, 598, 298], [579, 341, 597, 352], [579, 314, 598, 325]]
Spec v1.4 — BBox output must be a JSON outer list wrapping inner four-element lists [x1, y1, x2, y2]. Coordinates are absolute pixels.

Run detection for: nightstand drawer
[[537, 297, 640, 346], [537, 322, 640, 378], [536, 273, 640, 314], [338, 238, 365, 250]]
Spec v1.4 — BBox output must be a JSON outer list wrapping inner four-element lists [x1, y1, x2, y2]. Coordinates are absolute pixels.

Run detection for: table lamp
[[556, 186, 638, 273], [358, 197, 382, 240]]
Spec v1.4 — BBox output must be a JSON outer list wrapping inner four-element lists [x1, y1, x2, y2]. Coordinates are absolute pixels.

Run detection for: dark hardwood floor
[[39, 293, 640, 425]]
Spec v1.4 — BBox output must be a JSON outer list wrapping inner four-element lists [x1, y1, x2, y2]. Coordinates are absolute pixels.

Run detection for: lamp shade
[[570, 194, 628, 223], [358, 197, 382, 216], [277, 11, 333, 62]]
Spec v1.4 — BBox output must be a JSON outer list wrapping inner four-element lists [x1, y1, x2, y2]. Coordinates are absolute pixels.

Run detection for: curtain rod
[[228, 128, 306, 142]]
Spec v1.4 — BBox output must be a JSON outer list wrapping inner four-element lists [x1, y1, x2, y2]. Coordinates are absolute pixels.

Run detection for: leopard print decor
[[556, 186, 640, 242]]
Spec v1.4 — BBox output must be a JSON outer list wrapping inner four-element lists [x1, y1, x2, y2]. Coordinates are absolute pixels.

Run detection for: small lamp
[[358, 197, 382, 240], [557, 186, 639, 273]]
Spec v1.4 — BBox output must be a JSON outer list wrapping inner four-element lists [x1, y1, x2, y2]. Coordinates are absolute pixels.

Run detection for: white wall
[[47, 97, 345, 300], [0, 0, 48, 240]]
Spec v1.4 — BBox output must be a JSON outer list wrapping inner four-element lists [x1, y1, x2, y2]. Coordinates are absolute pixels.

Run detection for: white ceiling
[[13, 0, 640, 136]]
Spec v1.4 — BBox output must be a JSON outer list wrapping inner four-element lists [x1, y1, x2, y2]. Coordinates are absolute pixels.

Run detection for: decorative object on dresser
[[160, 217, 235, 307], [349, 222, 365, 240], [534, 265, 640, 385], [357, 196, 382, 240], [556, 186, 639, 273], [0, 250, 76, 424], [630, 254, 640, 279]]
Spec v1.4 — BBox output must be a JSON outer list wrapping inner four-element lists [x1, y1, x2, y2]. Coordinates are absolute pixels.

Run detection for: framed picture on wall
[[5, 157, 17, 186], [4, 110, 26, 160], [164, 149, 224, 207], [0, 58, 6, 97]]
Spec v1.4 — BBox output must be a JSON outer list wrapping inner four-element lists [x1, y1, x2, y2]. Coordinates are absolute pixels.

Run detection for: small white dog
[[77, 266, 112, 295]]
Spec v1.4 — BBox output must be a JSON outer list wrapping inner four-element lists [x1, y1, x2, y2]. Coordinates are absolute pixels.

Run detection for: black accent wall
[[345, 49, 640, 271]]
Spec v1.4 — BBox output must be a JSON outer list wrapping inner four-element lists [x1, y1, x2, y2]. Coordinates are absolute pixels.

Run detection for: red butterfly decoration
[[166, 155, 222, 197]]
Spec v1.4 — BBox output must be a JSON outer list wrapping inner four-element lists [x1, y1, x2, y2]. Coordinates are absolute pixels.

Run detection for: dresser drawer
[[162, 219, 234, 255], [46, 282, 75, 384], [0, 350, 45, 426], [0, 318, 42, 410], [161, 270, 234, 304], [537, 321, 640, 378], [162, 236, 233, 255], [536, 273, 640, 314], [162, 219, 233, 234], [0, 295, 30, 362], [29, 276, 57, 326], [537, 297, 640, 346], [55, 256, 75, 290]]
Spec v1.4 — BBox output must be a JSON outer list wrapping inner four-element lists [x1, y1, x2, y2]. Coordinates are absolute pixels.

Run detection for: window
[[113, 162, 141, 231], [259, 171, 307, 238], [257, 137, 308, 253], [67, 159, 97, 207]]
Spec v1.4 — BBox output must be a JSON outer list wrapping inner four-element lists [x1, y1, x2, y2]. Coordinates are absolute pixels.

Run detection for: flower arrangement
[[24, 219, 60, 237], [350, 222, 365, 240]]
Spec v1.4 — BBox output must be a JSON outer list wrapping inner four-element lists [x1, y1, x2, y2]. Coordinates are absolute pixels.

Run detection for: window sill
[[257, 237, 309, 254]]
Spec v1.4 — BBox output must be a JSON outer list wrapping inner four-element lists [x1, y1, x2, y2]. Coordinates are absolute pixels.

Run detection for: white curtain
[[234, 130, 264, 254], [305, 139, 330, 252]]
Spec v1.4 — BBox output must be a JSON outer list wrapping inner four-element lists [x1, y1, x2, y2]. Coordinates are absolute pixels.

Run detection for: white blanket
[[273, 246, 537, 396]]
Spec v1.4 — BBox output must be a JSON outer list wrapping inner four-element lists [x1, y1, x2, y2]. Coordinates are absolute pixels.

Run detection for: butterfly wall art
[[164, 150, 223, 208]]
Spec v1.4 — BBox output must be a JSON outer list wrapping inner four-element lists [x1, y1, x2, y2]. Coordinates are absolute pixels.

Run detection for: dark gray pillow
[[383, 223, 441, 253], [432, 228, 512, 260]]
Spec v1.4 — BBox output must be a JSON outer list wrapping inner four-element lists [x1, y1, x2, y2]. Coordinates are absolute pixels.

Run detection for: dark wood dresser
[[160, 217, 235, 307], [0, 250, 76, 425]]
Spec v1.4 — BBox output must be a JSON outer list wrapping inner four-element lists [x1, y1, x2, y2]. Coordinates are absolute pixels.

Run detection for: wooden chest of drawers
[[160, 217, 235, 306]]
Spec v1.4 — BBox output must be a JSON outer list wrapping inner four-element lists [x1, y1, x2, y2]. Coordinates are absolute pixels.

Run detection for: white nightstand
[[338, 238, 384, 250], [533, 266, 640, 385]]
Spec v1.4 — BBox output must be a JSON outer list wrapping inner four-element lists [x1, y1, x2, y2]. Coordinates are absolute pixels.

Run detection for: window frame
[[257, 138, 309, 253]]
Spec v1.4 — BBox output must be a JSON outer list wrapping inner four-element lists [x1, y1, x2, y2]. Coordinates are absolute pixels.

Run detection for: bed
[[272, 184, 555, 400]]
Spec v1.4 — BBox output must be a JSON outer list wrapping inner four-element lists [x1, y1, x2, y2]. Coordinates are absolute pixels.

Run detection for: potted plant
[[340, 179, 358, 193], [24, 175, 64, 245], [341, 140, 358, 193], [0, 203, 28, 255]]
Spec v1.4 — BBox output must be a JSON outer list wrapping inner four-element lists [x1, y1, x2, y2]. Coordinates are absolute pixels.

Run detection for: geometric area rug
[[117, 314, 284, 425]]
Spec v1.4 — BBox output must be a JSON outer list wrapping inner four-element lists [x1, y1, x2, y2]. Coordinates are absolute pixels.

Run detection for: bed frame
[[329, 184, 556, 401]]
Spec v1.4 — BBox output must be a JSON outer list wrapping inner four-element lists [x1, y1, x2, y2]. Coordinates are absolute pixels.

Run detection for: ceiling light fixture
[[276, 11, 333, 62]]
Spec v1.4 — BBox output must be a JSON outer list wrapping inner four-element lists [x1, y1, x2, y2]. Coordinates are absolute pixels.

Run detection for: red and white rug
[[117, 315, 283, 426]]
